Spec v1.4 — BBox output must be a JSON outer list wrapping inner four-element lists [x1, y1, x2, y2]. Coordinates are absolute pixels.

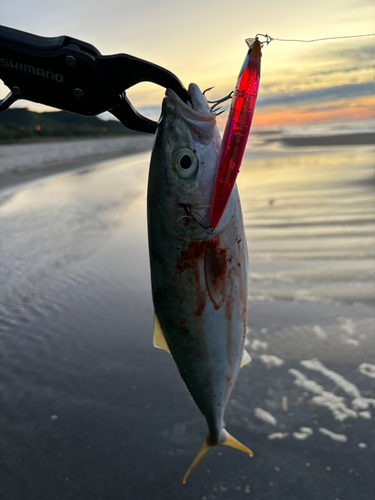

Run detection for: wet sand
[[0, 144, 374, 499], [0, 134, 155, 190]]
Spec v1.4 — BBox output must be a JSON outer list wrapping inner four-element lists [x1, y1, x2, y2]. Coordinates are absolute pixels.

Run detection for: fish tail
[[182, 429, 253, 484], [221, 429, 253, 456], [182, 435, 211, 484]]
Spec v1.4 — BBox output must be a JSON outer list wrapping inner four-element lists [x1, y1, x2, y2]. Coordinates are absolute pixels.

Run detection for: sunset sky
[[1, 0, 374, 130]]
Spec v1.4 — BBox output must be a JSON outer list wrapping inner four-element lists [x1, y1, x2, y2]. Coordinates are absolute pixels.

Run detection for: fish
[[147, 82, 252, 483]]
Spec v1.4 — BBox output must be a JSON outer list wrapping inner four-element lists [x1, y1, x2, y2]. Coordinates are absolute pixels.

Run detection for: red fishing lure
[[209, 39, 262, 228]]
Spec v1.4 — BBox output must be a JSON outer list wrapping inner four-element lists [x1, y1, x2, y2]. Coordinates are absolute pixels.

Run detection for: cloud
[[310, 64, 375, 77], [312, 41, 375, 66], [256, 82, 375, 108], [137, 105, 162, 121]]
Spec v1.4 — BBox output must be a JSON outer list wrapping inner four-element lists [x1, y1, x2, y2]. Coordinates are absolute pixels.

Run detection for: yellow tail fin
[[182, 430, 253, 484], [182, 437, 211, 484], [221, 429, 253, 456]]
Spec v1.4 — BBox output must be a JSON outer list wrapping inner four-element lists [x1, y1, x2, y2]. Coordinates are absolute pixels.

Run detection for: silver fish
[[147, 83, 252, 483]]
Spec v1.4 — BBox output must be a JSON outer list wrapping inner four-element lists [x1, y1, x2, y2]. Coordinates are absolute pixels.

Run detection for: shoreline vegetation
[[0, 108, 137, 144]]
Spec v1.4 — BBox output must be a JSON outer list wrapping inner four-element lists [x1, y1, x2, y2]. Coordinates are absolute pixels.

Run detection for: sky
[[1, 0, 374, 131]]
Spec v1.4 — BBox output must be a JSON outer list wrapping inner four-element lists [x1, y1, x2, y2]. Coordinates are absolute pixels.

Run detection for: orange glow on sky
[[1, 0, 374, 131], [252, 95, 375, 128]]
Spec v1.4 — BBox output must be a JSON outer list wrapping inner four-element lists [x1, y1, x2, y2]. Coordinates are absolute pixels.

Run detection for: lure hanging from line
[[209, 38, 262, 229]]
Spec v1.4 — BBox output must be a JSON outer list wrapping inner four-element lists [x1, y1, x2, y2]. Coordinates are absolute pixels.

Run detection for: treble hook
[[206, 91, 234, 106], [202, 87, 234, 114]]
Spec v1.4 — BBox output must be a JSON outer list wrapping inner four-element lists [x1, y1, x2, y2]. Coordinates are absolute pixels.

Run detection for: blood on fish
[[176, 240, 206, 273], [195, 298, 206, 317], [176, 240, 207, 317], [225, 295, 233, 321], [179, 318, 189, 334], [205, 238, 228, 309], [177, 237, 238, 317]]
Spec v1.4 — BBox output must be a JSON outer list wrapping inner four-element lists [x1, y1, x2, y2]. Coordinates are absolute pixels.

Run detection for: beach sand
[[0, 134, 155, 190]]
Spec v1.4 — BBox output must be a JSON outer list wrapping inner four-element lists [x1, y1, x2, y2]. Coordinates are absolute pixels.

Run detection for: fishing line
[[253, 33, 375, 46]]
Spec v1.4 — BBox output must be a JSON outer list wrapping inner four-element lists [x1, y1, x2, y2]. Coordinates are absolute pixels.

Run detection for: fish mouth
[[164, 83, 217, 142], [166, 83, 216, 123]]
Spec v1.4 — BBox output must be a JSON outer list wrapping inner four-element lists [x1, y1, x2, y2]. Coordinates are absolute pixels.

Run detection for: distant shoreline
[[267, 132, 375, 147], [0, 135, 155, 191], [1, 131, 373, 192]]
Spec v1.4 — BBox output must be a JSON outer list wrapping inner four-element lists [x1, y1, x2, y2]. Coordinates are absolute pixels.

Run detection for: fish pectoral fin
[[240, 349, 252, 368], [204, 241, 227, 307], [221, 429, 253, 457], [182, 436, 211, 484], [153, 314, 171, 355]]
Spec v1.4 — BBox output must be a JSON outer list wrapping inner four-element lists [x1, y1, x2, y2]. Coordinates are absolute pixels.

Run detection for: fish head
[[148, 83, 237, 238]]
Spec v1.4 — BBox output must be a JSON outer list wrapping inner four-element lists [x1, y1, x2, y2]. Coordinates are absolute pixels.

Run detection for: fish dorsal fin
[[153, 314, 171, 355], [240, 350, 252, 368]]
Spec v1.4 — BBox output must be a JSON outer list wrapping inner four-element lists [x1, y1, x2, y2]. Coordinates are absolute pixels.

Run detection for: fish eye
[[174, 149, 198, 179], [180, 155, 192, 169]]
